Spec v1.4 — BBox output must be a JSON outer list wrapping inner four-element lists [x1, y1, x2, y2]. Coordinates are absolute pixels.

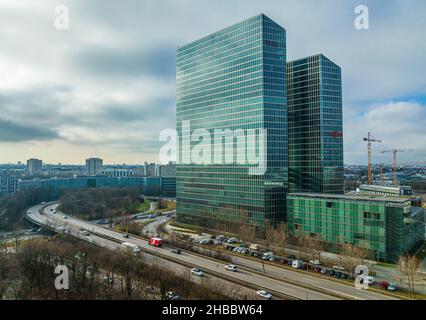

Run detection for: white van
[[292, 260, 304, 269]]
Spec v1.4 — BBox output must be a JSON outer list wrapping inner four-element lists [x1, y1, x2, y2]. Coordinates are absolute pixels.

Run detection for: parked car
[[380, 281, 389, 289], [288, 255, 296, 260], [227, 238, 237, 244], [314, 267, 322, 273], [320, 268, 328, 274], [148, 214, 156, 219], [216, 235, 225, 241], [62, 215, 68, 219], [387, 282, 397, 292], [364, 276, 375, 285], [335, 271, 342, 278], [225, 264, 238, 272], [256, 290, 272, 300], [333, 265, 345, 271], [171, 249, 182, 254], [191, 268, 204, 277], [327, 270, 336, 276], [199, 239, 210, 245], [262, 252, 275, 261], [340, 273, 349, 279], [82, 231, 90, 236], [292, 260, 304, 269], [310, 260, 321, 266], [123, 233, 129, 239]]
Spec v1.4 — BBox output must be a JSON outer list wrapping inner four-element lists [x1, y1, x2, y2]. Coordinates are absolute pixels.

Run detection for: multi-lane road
[[26, 202, 399, 300]]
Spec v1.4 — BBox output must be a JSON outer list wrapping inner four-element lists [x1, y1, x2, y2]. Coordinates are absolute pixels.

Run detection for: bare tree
[[340, 243, 369, 277], [398, 255, 420, 297]]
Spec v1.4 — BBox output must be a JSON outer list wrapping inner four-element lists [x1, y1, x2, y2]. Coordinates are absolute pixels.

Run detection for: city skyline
[[0, 0, 425, 165]]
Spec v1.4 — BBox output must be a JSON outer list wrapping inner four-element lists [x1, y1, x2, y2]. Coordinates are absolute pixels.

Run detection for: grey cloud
[[0, 118, 59, 142]]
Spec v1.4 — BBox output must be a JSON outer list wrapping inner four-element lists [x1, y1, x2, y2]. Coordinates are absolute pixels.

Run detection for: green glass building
[[176, 14, 287, 229], [288, 55, 344, 194], [288, 193, 425, 262]]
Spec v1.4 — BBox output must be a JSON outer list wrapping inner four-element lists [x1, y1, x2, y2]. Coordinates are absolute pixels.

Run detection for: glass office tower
[[176, 14, 287, 229], [287, 55, 344, 194]]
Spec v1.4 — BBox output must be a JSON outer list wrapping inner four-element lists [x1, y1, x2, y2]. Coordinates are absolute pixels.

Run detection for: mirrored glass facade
[[176, 14, 287, 229], [288, 55, 344, 194]]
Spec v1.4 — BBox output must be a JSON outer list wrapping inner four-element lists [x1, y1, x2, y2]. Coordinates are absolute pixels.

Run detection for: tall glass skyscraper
[[176, 14, 287, 229], [287, 54, 344, 194]]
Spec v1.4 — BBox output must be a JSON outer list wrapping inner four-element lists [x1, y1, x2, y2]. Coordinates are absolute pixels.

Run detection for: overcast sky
[[0, 0, 425, 165]]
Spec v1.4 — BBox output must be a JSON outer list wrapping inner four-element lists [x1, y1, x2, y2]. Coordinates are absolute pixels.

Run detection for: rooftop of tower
[[177, 13, 285, 51]]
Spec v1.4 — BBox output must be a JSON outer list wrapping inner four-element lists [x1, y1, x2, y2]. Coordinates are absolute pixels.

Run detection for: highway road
[[26, 203, 399, 300], [26, 204, 265, 299]]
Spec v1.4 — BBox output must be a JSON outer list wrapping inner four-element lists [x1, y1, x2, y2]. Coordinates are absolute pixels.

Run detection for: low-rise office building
[[287, 193, 425, 262], [357, 184, 413, 197]]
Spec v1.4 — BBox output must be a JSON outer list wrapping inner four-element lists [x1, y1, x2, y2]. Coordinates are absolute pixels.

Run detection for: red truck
[[148, 237, 164, 247]]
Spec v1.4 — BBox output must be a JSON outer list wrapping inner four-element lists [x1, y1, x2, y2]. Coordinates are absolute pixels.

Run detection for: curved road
[[27, 203, 398, 300]]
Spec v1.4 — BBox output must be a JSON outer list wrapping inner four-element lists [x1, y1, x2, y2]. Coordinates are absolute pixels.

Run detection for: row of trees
[[0, 187, 57, 231], [0, 236, 236, 300], [59, 188, 142, 220]]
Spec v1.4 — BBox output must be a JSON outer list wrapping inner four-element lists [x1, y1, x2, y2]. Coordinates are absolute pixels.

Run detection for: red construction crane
[[381, 149, 410, 186], [363, 132, 382, 185]]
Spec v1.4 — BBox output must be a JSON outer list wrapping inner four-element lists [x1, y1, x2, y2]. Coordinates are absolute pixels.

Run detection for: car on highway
[[82, 231, 90, 236], [191, 268, 204, 277], [171, 249, 181, 254], [50, 208, 54, 211], [52, 211, 56, 214], [27, 211, 31, 215], [256, 290, 272, 300], [63, 215, 68, 219], [148, 214, 156, 219], [224, 264, 238, 272], [41, 202, 46, 205], [148, 237, 164, 247], [166, 291, 180, 300]]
